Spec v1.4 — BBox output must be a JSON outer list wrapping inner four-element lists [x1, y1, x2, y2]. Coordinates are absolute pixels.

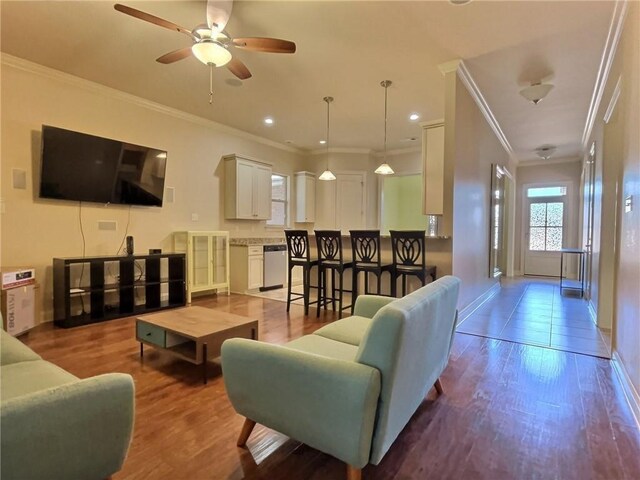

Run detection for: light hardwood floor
[[20, 293, 639, 479]]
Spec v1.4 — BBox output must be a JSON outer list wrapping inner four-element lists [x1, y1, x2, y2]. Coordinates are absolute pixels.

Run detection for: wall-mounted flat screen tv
[[40, 126, 167, 207]]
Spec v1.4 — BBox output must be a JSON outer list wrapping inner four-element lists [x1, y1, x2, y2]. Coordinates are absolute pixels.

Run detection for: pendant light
[[375, 80, 395, 175], [318, 96, 336, 181]]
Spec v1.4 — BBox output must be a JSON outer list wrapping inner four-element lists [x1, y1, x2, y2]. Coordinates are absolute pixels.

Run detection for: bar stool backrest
[[315, 230, 344, 263], [350, 230, 382, 267], [390, 230, 426, 268], [285, 230, 311, 262]]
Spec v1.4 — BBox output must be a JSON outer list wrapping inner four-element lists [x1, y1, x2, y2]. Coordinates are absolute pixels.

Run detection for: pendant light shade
[[376, 80, 394, 176], [191, 40, 232, 67], [319, 96, 336, 181]]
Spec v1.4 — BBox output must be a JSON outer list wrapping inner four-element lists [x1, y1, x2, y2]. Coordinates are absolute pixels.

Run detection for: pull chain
[[209, 64, 214, 104]]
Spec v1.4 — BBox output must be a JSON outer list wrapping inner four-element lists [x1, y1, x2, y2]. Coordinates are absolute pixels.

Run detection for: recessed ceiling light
[[285, 140, 294, 144], [264, 117, 274, 125], [319, 140, 327, 144], [409, 113, 420, 121], [449, 0, 472, 5]]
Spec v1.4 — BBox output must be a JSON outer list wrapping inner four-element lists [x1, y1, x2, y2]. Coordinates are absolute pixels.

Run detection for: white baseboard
[[457, 282, 501, 326], [611, 351, 640, 429], [588, 300, 597, 325]]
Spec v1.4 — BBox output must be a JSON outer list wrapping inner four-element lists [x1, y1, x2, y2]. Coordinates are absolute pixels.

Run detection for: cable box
[[1, 267, 36, 290]]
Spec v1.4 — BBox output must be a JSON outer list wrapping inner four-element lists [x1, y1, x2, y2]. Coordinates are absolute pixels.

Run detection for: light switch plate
[[191, 213, 199, 221], [12, 169, 27, 189], [98, 220, 117, 231], [165, 186, 175, 203]]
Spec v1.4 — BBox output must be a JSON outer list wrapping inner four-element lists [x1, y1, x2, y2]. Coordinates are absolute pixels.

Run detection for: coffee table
[[136, 306, 258, 384]]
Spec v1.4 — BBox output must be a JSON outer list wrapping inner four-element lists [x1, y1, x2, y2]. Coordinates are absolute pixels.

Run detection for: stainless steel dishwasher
[[261, 244, 287, 291]]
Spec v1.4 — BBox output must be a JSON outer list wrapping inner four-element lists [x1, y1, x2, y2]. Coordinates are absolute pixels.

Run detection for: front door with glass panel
[[524, 186, 567, 276]]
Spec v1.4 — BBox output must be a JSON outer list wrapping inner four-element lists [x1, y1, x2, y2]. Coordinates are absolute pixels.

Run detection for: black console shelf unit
[[53, 253, 186, 328]]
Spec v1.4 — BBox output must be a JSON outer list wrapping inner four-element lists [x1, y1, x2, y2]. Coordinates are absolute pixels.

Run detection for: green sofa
[[222, 275, 461, 479], [0, 328, 135, 480]]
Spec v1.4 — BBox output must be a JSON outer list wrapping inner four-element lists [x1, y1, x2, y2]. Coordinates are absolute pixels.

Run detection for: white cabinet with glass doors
[[173, 231, 230, 303]]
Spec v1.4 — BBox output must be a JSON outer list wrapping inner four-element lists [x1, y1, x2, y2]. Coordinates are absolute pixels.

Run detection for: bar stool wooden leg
[[331, 269, 336, 311], [316, 264, 322, 318], [338, 269, 344, 318], [303, 266, 310, 316], [286, 265, 293, 312], [351, 270, 358, 314]]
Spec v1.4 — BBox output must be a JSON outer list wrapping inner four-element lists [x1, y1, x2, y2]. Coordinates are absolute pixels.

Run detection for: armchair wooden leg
[[237, 418, 256, 447], [347, 465, 362, 480], [434, 378, 444, 395]]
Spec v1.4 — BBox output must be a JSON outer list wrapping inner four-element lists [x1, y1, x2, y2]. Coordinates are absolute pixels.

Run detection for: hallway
[[457, 277, 610, 358]]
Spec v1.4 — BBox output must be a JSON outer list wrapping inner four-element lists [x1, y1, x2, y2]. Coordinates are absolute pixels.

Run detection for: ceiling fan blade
[[114, 4, 192, 37], [232, 37, 296, 54], [226, 58, 252, 80], [156, 47, 193, 64], [207, 0, 233, 33]]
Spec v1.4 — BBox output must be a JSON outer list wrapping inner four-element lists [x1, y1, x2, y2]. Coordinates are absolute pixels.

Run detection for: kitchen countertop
[[229, 237, 286, 246], [229, 233, 449, 246]]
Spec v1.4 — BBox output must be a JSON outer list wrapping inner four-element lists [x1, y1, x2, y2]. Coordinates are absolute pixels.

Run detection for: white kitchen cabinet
[[173, 231, 230, 303], [295, 171, 316, 223], [230, 245, 264, 293], [422, 121, 445, 215], [224, 154, 272, 220]]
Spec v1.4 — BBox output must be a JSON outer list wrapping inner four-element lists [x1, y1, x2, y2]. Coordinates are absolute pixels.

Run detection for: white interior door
[[336, 173, 365, 231], [523, 187, 568, 277]]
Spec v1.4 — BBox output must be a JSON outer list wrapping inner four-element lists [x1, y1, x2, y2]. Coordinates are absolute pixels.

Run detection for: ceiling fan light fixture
[[191, 40, 231, 67], [520, 82, 554, 104]]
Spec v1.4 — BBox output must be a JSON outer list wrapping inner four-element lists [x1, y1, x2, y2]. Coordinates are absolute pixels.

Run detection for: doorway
[[335, 173, 365, 230], [523, 184, 570, 277]]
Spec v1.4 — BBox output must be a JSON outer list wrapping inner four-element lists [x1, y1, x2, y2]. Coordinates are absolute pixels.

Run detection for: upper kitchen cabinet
[[422, 121, 445, 215], [224, 154, 272, 220], [294, 171, 316, 223]]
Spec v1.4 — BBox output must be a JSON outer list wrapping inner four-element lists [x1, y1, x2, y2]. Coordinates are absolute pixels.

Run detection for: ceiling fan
[[113, 0, 296, 83]]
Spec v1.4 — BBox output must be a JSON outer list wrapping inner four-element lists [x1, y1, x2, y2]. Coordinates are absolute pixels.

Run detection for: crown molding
[[1, 53, 304, 155], [309, 147, 373, 156], [438, 60, 462, 75], [604, 75, 622, 124], [581, 0, 628, 148], [373, 146, 422, 157], [419, 118, 444, 129], [452, 60, 516, 163]]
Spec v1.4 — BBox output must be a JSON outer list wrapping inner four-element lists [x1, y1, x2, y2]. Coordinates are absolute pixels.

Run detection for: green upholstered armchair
[[222, 275, 461, 479], [0, 329, 135, 480]]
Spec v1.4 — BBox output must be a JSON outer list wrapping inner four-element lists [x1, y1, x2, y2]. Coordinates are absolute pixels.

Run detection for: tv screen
[[40, 126, 167, 207]]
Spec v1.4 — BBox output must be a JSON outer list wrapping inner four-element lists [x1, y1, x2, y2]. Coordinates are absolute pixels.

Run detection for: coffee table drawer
[[137, 321, 165, 347]]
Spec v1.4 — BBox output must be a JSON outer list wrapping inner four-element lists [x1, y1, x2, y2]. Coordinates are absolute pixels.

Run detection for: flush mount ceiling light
[[263, 117, 274, 125], [318, 96, 336, 181], [520, 82, 554, 104], [319, 140, 326, 144], [535, 145, 557, 160], [409, 113, 420, 121], [375, 80, 395, 176]]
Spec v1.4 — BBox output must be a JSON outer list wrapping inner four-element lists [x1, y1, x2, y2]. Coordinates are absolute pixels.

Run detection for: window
[[266, 174, 288, 227], [527, 186, 567, 198], [529, 201, 564, 251]]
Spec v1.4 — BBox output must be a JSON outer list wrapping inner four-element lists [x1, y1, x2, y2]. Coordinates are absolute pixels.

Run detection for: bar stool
[[284, 230, 319, 316], [350, 230, 395, 313], [390, 230, 437, 297], [315, 230, 353, 318]]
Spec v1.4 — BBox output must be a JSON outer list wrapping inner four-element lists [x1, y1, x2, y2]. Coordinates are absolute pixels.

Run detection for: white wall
[[0, 58, 306, 322]]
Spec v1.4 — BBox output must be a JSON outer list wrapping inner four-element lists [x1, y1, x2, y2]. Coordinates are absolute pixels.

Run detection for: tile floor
[[457, 277, 611, 358]]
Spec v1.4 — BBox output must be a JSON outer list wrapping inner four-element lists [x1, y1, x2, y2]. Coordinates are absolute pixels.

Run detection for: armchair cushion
[[1, 360, 78, 401], [313, 315, 372, 346], [285, 334, 359, 362]]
